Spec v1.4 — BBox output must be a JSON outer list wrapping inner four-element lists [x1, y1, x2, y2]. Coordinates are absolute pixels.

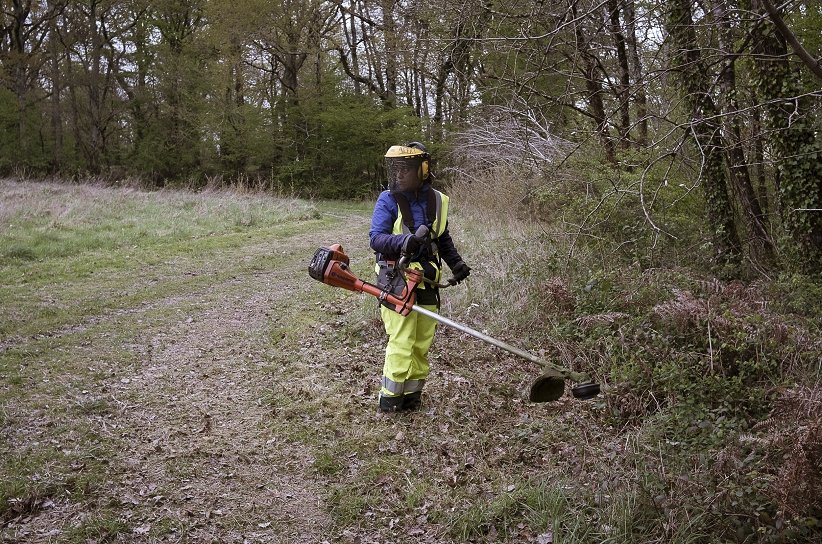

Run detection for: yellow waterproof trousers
[[379, 303, 438, 399]]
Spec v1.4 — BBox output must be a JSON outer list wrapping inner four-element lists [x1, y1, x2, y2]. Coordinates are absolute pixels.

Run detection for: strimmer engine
[[308, 244, 422, 316]]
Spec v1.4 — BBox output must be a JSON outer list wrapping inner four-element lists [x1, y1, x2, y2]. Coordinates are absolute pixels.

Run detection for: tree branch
[[761, 0, 822, 79]]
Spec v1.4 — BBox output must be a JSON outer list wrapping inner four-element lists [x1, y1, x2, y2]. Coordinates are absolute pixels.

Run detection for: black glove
[[451, 261, 471, 284], [402, 234, 422, 255]]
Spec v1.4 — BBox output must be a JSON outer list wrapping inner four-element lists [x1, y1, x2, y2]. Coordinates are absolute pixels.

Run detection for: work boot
[[378, 393, 404, 413], [402, 391, 422, 411]]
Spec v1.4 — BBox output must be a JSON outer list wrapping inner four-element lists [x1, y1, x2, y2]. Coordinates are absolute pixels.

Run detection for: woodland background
[[1, 0, 820, 273]]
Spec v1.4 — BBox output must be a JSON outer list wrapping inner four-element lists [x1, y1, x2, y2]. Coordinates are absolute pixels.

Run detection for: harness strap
[[393, 192, 415, 232], [384, 189, 442, 310], [392, 189, 438, 233], [426, 188, 436, 225], [393, 188, 442, 260]]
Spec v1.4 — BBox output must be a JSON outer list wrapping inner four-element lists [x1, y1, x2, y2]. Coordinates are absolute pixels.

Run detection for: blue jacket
[[369, 184, 463, 269]]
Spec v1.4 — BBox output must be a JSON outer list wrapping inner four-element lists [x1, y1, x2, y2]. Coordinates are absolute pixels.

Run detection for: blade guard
[[309, 245, 422, 316]]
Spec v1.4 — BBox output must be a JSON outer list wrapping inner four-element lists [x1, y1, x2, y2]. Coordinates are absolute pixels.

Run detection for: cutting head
[[571, 383, 601, 400], [529, 371, 565, 402]]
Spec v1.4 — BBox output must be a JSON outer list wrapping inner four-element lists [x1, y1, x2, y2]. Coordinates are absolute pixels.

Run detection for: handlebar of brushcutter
[[395, 225, 459, 288], [420, 276, 457, 288], [395, 225, 428, 271]]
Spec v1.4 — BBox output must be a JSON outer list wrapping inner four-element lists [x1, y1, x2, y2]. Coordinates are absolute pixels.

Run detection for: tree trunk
[[380, 0, 397, 107], [572, 2, 616, 165], [667, 0, 741, 265], [606, 0, 631, 150], [710, 0, 774, 260], [10, 0, 32, 156], [624, 0, 647, 146], [751, 0, 822, 272], [345, 0, 361, 95], [751, 104, 768, 216], [88, 0, 102, 173], [419, 22, 430, 121], [48, 5, 63, 171]]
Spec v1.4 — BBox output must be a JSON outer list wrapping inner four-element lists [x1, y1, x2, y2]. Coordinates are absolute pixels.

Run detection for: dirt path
[[4, 213, 373, 542]]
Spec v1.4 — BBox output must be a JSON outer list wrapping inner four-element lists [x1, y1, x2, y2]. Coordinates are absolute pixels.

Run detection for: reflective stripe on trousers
[[379, 303, 438, 397], [381, 377, 426, 395]]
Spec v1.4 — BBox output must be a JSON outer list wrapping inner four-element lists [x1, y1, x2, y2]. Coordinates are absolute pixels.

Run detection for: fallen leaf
[[537, 531, 553, 543]]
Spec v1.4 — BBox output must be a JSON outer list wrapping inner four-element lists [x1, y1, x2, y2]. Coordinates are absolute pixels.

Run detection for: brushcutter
[[307, 227, 601, 403]]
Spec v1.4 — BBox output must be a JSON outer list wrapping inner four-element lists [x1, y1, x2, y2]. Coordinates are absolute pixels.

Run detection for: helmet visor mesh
[[385, 157, 421, 191]]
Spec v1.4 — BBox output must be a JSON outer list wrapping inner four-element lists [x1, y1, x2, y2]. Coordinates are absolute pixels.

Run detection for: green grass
[[0, 182, 329, 339], [63, 515, 128, 542], [0, 432, 112, 524], [312, 451, 345, 477]]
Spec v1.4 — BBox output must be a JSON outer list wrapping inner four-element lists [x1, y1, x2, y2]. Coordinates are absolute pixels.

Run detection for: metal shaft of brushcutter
[[409, 305, 590, 383]]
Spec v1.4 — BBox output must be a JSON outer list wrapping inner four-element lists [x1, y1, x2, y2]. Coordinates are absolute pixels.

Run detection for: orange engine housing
[[309, 244, 421, 316]]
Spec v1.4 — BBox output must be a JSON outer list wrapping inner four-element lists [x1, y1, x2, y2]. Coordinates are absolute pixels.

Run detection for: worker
[[369, 142, 471, 412]]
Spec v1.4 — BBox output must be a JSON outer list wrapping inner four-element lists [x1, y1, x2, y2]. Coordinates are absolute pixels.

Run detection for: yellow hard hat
[[384, 144, 427, 159]]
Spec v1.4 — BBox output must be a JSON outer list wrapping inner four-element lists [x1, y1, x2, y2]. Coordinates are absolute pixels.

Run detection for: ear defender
[[405, 142, 429, 181]]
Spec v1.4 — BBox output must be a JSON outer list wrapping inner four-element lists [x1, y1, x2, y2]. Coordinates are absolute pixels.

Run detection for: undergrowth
[[444, 165, 822, 542]]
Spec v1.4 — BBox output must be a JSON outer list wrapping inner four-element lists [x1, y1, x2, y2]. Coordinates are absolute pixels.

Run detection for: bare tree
[[448, 101, 573, 181]]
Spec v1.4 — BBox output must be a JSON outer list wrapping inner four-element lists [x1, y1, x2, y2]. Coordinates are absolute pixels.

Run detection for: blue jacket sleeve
[[369, 192, 406, 259]]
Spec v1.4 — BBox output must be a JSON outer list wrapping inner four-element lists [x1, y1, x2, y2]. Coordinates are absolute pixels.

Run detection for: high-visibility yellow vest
[[377, 189, 450, 288], [391, 189, 449, 241]]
